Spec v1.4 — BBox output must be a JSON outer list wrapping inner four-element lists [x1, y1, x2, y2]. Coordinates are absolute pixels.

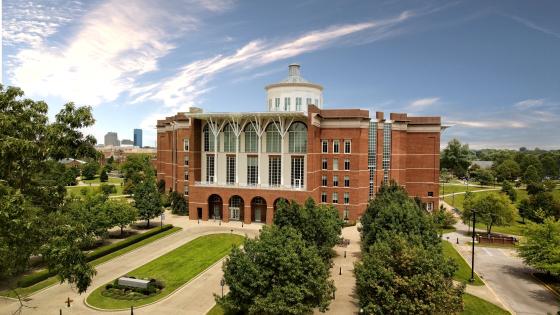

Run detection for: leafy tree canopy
[[495, 159, 521, 182], [462, 193, 514, 235], [441, 139, 472, 178], [133, 179, 163, 227], [518, 218, 560, 276]]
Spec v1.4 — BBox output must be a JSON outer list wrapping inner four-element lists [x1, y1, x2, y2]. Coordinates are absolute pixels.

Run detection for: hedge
[[17, 224, 174, 288]]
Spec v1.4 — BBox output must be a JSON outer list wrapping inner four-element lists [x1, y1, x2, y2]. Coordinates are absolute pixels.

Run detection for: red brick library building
[[156, 64, 441, 224]]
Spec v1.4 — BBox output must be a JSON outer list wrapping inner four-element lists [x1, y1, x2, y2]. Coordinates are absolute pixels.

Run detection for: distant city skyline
[[3, 0, 560, 149]]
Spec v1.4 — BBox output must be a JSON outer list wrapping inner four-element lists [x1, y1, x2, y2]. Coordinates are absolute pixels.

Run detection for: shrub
[[100, 183, 117, 195]]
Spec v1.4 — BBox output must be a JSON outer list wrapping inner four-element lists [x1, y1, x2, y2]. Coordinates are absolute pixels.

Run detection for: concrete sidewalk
[[0, 214, 261, 315]]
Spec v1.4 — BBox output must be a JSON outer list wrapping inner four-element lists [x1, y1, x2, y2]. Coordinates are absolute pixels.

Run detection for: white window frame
[[184, 139, 189, 151], [321, 140, 328, 153], [344, 140, 351, 154], [333, 140, 340, 153], [333, 158, 339, 171]]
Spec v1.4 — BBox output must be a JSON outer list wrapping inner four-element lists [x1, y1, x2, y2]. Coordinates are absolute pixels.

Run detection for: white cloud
[[446, 119, 527, 129], [409, 97, 440, 108], [7, 0, 212, 106], [508, 15, 560, 40], [133, 11, 415, 118], [514, 98, 545, 109]]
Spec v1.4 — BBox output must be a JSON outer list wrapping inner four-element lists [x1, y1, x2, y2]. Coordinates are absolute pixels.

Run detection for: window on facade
[[321, 192, 327, 203], [306, 98, 312, 105], [203, 124, 214, 152], [383, 122, 392, 182], [333, 158, 339, 170], [269, 156, 281, 186], [368, 121, 377, 199], [344, 192, 350, 204], [288, 122, 307, 153], [321, 140, 328, 153], [428, 191, 434, 197], [184, 139, 189, 151], [284, 97, 291, 111], [184, 186, 189, 196], [206, 154, 215, 182], [223, 124, 237, 152], [333, 140, 339, 153], [344, 176, 350, 187], [184, 156, 189, 166], [275, 98, 280, 111], [266, 123, 281, 153], [427, 202, 434, 212], [247, 156, 258, 185], [296, 97, 302, 111], [344, 159, 350, 170], [333, 175, 339, 187], [332, 192, 338, 204], [343, 207, 349, 220], [322, 158, 328, 170], [226, 156, 236, 184], [321, 175, 327, 187], [344, 140, 351, 154], [291, 156, 304, 188], [245, 124, 258, 153], [184, 171, 189, 181]]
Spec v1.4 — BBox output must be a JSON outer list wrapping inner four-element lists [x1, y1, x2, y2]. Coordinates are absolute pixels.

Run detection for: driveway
[[442, 201, 559, 315], [0, 213, 261, 315]]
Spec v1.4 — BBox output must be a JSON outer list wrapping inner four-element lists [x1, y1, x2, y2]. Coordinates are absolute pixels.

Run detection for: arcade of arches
[[197, 193, 289, 224]]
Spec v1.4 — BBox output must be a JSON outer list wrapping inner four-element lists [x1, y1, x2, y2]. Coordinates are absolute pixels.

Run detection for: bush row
[[17, 224, 174, 288]]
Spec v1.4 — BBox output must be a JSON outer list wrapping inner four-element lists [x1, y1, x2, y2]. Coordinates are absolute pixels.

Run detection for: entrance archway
[[208, 194, 223, 220], [251, 197, 267, 223], [228, 195, 244, 221]]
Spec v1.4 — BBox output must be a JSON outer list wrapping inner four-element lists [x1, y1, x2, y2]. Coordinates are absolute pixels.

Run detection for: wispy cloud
[[134, 11, 416, 128], [514, 98, 545, 109], [7, 0, 227, 106], [409, 97, 440, 108], [508, 15, 560, 40], [446, 119, 528, 129]]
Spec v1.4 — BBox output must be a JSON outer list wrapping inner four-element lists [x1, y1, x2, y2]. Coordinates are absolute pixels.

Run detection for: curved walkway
[[0, 213, 261, 314]]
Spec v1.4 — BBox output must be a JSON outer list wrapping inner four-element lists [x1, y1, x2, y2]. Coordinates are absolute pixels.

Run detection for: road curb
[[530, 273, 560, 299]]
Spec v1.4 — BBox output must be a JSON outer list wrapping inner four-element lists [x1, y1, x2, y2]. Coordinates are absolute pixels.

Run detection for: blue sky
[[3, 0, 560, 149]]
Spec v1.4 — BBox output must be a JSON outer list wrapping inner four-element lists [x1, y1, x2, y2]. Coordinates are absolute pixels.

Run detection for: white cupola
[[265, 64, 323, 113]]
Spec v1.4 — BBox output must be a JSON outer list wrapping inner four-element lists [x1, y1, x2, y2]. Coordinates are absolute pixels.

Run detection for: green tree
[[472, 168, 495, 186], [133, 179, 162, 227], [81, 161, 100, 180], [523, 165, 542, 184], [441, 139, 472, 178], [517, 198, 531, 224], [216, 226, 335, 314], [99, 168, 109, 182], [121, 154, 155, 187], [273, 198, 343, 261], [501, 180, 517, 202], [99, 183, 116, 195], [518, 218, 560, 276], [64, 167, 80, 186], [527, 192, 560, 222], [355, 234, 464, 315], [360, 182, 439, 249], [0, 85, 97, 293], [433, 206, 457, 229], [495, 159, 521, 182], [169, 191, 188, 215], [463, 193, 514, 235], [541, 155, 559, 179], [103, 199, 138, 236]]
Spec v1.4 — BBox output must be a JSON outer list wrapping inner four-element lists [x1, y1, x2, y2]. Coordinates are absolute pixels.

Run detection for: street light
[[469, 209, 477, 283], [220, 278, 226, 298]]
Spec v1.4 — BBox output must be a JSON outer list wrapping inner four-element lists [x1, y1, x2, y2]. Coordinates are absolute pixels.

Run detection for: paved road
[[316, 225, 361, 315], [0, 214, 261, 315], [442, 201, 559, 315]]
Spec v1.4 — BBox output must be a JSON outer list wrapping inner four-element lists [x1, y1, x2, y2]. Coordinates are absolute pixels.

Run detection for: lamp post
[[469, 209, 477, 283], [220, 278, 226, 298]]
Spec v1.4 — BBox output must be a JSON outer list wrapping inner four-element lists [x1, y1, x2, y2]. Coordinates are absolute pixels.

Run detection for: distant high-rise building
[[104, 132, 120, 146], [121, 139, 134, 145], [134, 129, 143, 147]]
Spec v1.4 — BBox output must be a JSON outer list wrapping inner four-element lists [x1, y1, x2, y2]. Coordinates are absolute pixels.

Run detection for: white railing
[[194, 181, 305, 191]]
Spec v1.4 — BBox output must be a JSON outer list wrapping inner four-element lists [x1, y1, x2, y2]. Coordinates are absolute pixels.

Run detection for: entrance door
[[213, 205, 221, 219], [230, 208, 240, 220], [254, 208, 261, 222]]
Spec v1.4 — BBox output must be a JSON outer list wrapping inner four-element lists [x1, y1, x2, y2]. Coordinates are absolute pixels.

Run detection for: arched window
[[266, 123, 281, 153], [288, 122, 307, 153], [203, 124, 215, 152], [244, 124, 258, 153], [223, 123, 237, 152]]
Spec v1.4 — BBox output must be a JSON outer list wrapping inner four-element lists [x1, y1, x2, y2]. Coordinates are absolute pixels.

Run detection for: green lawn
[[461, 293, 510, 314], [82, 176, 124, 184], [441, 241, 484, 286], [206, 294, 510, 315], [66, 184, 125, 196], [440, 184, 490, 195], [87, 233, 245, 309], [0, 227, 181, 298]]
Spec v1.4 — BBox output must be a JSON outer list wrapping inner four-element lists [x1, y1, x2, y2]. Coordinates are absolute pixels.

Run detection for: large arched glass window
[[266, 123, 281, 153], [288, 122, 307, 153], [244, 123, 258, 153], [223, 123, 237, 152], [203, 124, 214, 152]]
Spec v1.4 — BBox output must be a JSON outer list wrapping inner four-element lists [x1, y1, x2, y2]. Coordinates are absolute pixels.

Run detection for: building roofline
[[264, 82, 323, 91]]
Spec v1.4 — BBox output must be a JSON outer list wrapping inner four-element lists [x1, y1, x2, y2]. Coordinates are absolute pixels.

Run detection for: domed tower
[[265, 64, 323, 113]]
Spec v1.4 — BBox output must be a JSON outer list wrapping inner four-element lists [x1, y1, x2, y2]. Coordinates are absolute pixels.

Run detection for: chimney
[[288, 64, 301, 78]]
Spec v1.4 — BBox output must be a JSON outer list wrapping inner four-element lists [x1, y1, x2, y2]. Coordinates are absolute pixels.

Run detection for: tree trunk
[[120, 225, 124, 237], [147, 219, 150, 228]]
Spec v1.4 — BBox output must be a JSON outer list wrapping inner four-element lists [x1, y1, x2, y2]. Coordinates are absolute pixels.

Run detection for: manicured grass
[[82, 176, 124, 184], [441, 241, 484, 286], [0, 227, 181, 299], [461, 293, 510, 314], [87, 233, 245, 309], [207, 304, 225, 315], [440, 184, 490, 195], [66, 184, 125, 196]]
